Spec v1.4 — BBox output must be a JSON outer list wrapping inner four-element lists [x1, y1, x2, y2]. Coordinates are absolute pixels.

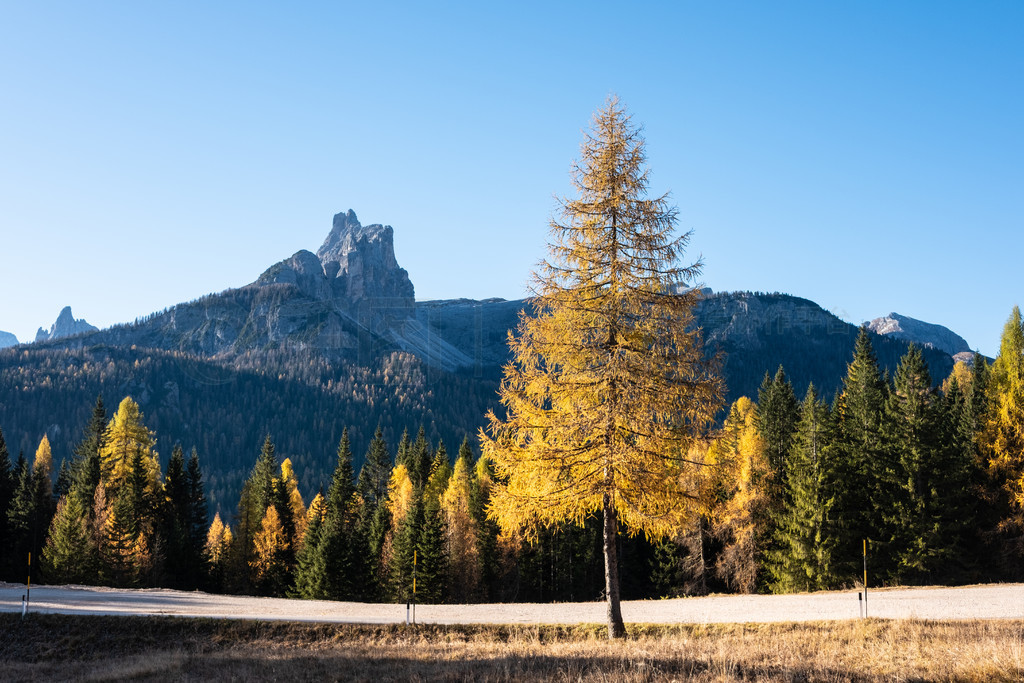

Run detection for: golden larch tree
[[983, 306, 1024, 557], [280, 458, 307, 543], [481, 97, 722, 637], [251, 505, 289, 593], [99, 397, 161, 497], [205, 512, 232, 566], [387, 463, 415, 531], [34, 435, 53, 498], [710, 396, 771, 593], [440, 456, 481, 601]]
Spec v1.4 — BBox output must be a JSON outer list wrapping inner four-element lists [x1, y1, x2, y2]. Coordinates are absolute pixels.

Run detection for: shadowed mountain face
[[35, 306, 97, 343], [2, 210, 958, 511], [0, 331, 17, 349]]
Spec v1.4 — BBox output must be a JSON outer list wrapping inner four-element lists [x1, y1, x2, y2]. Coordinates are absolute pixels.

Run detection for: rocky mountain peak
[[254, 209, 416, 310], [0, 330, 18, 349], [866, 312, 971, 358], [35, 306, 98, 343], [315, 209, 415, 306]]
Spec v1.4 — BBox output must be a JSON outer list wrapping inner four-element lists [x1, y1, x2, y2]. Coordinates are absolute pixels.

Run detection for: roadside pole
[[863, 539, 868, 618], [23, 551, 32, 619]]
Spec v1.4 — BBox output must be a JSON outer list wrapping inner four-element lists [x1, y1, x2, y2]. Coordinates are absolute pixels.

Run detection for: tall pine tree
[[42, 494, 96, 584], [314, 429, 368, 600], [832, 327, 891, 579], [0, 429, 15, 579], [69, 397, 107, 516], [769, 384, 838, 592], [232, 434, 280, 593]]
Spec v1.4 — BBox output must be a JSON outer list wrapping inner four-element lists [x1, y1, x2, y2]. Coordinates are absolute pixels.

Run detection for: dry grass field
[[2, 613, 1022, 682]]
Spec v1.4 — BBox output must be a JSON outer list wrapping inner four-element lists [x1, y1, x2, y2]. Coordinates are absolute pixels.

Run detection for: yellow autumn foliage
[[251, 505, 288, 583], [709, 396, 771, 593], [280, 458, 307, 541], [983, 307, 1024, 515], [205, 513, 232, 565], [942, 360, 974, 396], [440, 457, 481, 600], [99, 397, 161, 497], [481, 98, 723, 543], [34, 434, 53, 498], [387, 463, 415, 529]]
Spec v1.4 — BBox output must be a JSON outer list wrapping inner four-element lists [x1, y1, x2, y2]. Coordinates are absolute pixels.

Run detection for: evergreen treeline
[[2, 310, 1021, 599], [667, 317, 1024, 594], [0, 344, 498, 518]]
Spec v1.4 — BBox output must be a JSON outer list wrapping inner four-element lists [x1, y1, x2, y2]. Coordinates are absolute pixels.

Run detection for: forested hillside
[[1, 313, 1020, 602], [0, 291, 955, 516], [0, 344, 495, 516]]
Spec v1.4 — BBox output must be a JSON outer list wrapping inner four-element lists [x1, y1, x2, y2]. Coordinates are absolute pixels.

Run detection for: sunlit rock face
[[867, 312, 972, 358], [316, 210, 415, 308]]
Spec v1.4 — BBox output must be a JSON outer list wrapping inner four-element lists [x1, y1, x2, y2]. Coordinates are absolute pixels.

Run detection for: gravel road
[[2, 583, 1022, 625]]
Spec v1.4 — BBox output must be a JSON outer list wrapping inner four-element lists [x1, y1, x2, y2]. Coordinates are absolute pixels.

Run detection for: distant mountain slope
[[697, 293, 954, 403], [0, 331, 17, 349], [0, 343, 496, 516]]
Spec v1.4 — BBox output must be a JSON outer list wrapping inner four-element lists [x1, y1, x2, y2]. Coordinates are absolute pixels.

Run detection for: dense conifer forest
[[0, 345, 498, 516], [1, 309, 1021, 601]]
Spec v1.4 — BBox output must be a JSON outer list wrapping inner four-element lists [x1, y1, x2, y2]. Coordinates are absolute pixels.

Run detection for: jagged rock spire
[[35, 306, 97, 343]]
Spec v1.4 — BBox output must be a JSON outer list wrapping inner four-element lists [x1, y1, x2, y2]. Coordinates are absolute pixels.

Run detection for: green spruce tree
[[885, 345, 946, 582], [0, 429, 15, 579], [756, 366, 800, 491], [5, 454, 32, 582], [292, 492, 327, 599], [232, 434, 280, 593], [832, 327, 892, 579], [312, 429, 369, 600], [70, 397, 107, 515], [390, 498, 422, 603], [415, 496, 448, 603], [357, 426, 392, 509], [55, 460, 72, 500], [42, 494, 96, 584], [409, 426, 432, 489], [185, 448, 209, 585], [769, 384, 837, 592], [423, 440, 452, 509]]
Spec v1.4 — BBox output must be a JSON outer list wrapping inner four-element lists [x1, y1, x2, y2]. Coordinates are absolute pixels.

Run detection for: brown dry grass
[[2, 614, 1022, 681]]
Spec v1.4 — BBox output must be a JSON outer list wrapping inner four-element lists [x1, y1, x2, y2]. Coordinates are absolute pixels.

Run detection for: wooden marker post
[[862, 539, 868, 618]]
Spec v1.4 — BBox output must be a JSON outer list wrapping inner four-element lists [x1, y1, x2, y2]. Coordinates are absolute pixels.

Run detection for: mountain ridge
[[866, 312, 973, 360], [1, 209, 960, 511]]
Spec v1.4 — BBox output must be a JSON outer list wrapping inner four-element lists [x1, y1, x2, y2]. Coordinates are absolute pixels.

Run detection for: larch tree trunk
[[603, 492, 625, 638]]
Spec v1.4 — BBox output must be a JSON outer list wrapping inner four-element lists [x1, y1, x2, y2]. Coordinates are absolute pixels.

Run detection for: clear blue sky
[[1, 2, 1021, 357]]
